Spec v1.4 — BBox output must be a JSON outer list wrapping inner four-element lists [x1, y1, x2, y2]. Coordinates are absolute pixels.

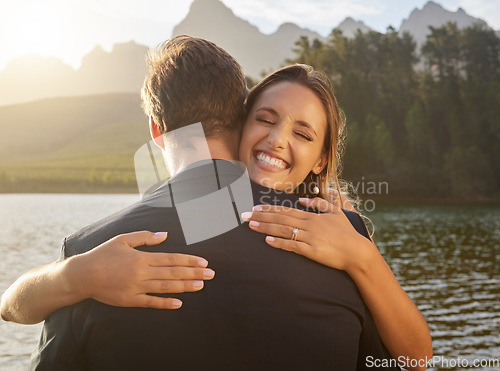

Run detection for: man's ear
[[149, 117, 164, 149], [312, 152, 328, 175]]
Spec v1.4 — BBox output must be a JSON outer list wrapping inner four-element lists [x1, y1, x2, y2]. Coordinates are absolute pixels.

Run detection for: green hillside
[[0, 93, 151, 193]]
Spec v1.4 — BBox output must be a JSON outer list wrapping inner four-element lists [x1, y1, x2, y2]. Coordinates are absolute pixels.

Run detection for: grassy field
[[0, 152, 139, 193], [0, 93, 150, 193]]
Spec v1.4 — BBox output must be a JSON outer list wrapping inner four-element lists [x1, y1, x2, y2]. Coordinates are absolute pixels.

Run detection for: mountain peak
[[173, 0, 322, 78], [336, 17, 372, 38], [189, 0, 233, 17], [339, 17, 369, 27], [400, 1, 488, 45], [86, 45, 107, 58], [276, 22, 301, 32], [111, 41, 147, 54], [423, 1, 443, 9]]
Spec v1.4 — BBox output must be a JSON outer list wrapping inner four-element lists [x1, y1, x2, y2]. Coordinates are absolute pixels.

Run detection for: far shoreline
[[1, 189, 498, 205]]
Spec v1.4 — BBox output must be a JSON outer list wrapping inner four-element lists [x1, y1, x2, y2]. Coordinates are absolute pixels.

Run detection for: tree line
[[287, 23, 500, 200]]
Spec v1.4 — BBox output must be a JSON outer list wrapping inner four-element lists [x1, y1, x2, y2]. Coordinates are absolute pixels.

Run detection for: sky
[[0, 0, 499, 71]]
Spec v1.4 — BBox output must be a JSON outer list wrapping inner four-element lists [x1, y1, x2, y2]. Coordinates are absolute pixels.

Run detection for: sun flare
[[5, 6, 61, 57]]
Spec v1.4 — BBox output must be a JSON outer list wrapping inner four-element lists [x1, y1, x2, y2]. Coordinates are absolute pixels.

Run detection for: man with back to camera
[[29, 35, 399, 370]]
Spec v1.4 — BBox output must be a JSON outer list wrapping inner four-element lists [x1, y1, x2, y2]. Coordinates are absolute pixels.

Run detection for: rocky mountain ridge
[[0, 0, 495, 107]]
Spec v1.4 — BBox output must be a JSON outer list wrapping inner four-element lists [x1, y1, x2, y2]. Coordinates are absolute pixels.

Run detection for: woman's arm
[[241, 199, 432, 371], [1, 231, 215, 324]]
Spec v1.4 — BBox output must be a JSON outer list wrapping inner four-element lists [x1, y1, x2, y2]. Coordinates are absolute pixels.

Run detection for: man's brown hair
[[141, 35, 247, 137]]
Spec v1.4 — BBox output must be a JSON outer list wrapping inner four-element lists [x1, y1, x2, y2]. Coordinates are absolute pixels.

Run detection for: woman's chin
[[251, 173, 277, 189], [250, 174, 296, 193]]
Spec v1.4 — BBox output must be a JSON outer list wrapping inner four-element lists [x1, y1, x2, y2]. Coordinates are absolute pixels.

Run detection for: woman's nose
[[266, 123, 289, 149]]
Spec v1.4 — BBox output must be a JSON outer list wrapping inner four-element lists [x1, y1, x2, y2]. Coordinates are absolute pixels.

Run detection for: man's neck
[[206, 137, 238, 162], [164, 130, 240, 177]]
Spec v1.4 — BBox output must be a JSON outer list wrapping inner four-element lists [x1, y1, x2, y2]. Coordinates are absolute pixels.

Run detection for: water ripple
[[1, 197, 499, 369]]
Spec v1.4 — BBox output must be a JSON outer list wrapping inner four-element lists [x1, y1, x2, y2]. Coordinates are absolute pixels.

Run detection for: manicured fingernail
[[172, 299, 182, 308], [193, 280, 204, 289], [249, 221, 260, 227], [241, 212, 252, 221], [330, 189, 339, 195], [252, 206, 263, 211], [154, 232, 168, 238], [266, 236, 275, 242], [204, 269, 215, 279], [299, 198, 310, 202], [198, 259, 208, 267]]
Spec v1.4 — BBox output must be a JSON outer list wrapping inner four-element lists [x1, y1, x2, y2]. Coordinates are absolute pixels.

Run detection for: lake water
[[0, 194, 498, 370]]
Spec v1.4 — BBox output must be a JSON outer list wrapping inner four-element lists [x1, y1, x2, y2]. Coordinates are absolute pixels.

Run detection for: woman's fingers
[[241, 209, 306, 230], [146, 252, 209, 268], [134, 295, 184, 310], [115, 231, 210, 268], [241, 205, 318, 240], [328, 188, 339, 198], [241, 204, 314, 234], [298, 197, 339, 213], [251, 205, 311, 219], [264, 236, 307, 256], [143, 278, 208, 294], [247, 219, 310, 241], [115, 230, 169, 248], [342, 199, 356, 212], [82, 233, 216, 308], [328, 188, 341, 207], [327, 189, 356, 211], [148, 266, 215, 281]]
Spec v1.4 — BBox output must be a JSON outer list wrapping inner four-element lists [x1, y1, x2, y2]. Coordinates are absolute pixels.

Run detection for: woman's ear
[[149, 117, 164, 149], [311, 153, 328, 175]]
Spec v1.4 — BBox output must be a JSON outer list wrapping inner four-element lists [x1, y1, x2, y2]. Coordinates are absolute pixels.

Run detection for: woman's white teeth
[[256, 152, 287, 169]]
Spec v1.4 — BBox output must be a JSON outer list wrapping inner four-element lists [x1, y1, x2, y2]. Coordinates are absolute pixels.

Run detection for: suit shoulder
[[341, 209, 370, 240], [63, 195, 175, 258]]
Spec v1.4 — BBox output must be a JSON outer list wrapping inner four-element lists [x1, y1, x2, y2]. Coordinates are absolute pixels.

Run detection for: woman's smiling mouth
[[254, 151, 290, 171]]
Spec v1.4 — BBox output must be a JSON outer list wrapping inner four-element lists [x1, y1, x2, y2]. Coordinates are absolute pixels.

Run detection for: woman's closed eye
[[257, 116, 312, 141], [256, 117, 275, 125], [295, 131, 312, 141]]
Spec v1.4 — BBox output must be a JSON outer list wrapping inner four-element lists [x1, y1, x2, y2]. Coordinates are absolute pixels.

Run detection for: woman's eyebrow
[[256, 107, 278, 115]]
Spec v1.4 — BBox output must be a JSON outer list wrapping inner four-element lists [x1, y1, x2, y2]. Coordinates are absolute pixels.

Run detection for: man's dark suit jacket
[[30, 160, 398, 371]]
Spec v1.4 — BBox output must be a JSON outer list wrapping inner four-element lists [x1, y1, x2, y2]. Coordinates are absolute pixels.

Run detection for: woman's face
[[239, 81, 327, 192]]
